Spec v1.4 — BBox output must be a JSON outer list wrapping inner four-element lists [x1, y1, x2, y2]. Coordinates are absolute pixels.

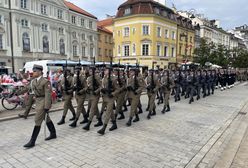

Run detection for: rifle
[[92, 57, 99, 93], [147, 62, 155, 92], [134, 61, 139, 91], [107, 57, 113, 97], [64, 60, 69, 92], [166, 70, 170, 89], [76, 59, 83, 93], [117, 60, 122, 87]]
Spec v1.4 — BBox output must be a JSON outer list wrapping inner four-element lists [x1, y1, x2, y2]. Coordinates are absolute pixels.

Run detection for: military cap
[[33, 64, 43, 71]]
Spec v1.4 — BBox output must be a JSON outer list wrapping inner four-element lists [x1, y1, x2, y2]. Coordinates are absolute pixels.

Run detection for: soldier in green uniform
[[146, 68, 160, 119], [126, 67, 145, 126], [161, 70, 175, 113], [57, 69, 76, 125], [97, 66, 120, 135], [69, 66, 88, 127], [23, 64, 56, 148], [83, 66, 102, 130]]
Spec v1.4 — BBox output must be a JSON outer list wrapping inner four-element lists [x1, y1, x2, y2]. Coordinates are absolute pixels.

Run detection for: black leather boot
[[109, 120, 117, 131], [69, 118, 78, 128], [24, 126, 41, 148], [147, 111, 151, 119], [45, 122, 57, 141], [126, 117, 132, 126], [94, 117, 103, 127], [133, 114, 140, 122], [97, 124, 107, 135], [165, 105, 170, 112], [151, 108, 156, 116], [69, 113, 76, 121], [123, 104, 128, 112], [161, 106, 166, 114], [57, 116, 65, 125], [117, 112, 125, 120], [138, 106, 143, 114], [80, 114, 89, 124], [83, 121, 91, 131]]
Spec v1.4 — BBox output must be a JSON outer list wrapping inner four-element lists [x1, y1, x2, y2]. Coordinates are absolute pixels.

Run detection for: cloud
[[68, 0, 248, 30]]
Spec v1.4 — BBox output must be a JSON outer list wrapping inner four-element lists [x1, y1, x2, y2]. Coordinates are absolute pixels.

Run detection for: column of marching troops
[[17, 63, 239, 148]]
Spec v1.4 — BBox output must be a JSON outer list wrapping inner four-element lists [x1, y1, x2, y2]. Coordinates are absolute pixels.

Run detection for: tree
[[232, 48, 248, 68]]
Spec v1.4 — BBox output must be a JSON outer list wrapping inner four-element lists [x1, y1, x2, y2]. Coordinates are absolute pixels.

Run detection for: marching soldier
[[23, 64, 56, 148], [161, 70, 174, 113], [195, 70, 202, 100], [126, 67, 145, 126], [188, 70, 196, 104], [146, 64, 160, 119], [97, 65, 120, 135], [174, 70, 181, 102], [83, 65, 102, 131], [69, 66, 88, 127], [57, 69, 76, 125]]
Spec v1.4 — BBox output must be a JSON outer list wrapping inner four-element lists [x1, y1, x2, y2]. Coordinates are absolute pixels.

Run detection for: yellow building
[[176, 16, 195, 63], [97, 24, 114, 62], [113, 0, 179, 69]]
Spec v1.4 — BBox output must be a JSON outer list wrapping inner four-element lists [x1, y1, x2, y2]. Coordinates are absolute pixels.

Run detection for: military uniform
[[57, 72, 76, 125], [69, 69, 88, 127], [126, 70, 145, 126], [146, 72, 160, 119], [24, 64, 56, 148], [161, 71, 174, 113]]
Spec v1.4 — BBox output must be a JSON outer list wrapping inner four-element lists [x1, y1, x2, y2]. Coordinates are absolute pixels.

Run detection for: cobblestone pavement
[[0, 83, 247, 168]]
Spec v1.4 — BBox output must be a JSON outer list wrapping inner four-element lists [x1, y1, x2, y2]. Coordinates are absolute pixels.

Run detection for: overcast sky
[[68, 0, 248, 30]]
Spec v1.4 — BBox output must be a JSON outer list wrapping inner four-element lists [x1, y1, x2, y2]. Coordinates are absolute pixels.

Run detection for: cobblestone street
[[0, 83, 248, 168]]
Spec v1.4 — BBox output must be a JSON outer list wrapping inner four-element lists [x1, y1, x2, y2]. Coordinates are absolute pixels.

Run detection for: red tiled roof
[[64, 1, 97, 19], [97, 26, 113, 34], [98, 18, 114, 27]]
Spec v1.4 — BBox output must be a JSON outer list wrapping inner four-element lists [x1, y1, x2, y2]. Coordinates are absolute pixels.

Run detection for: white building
[[0, 0, 98, 73], [178, 11, 230, 49]]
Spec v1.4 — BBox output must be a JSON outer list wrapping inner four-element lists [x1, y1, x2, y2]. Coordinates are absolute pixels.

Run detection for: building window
[[0, 15, 2, 24], [41, 4, 47, 15], [142, 44, 149, 56], [124, 8, 131, 15], [21, 0, 27, 9], [81, 18, 85, 27], [171, 47, 175, 57], [165, 29, 169, 38], [72, 16, 76, 24], [109, 50, 112, 57], [59, 27, 64, 35], [157, 44, 161, 56], [118, 45, 121, 55], [132, 28, 136, 34], [59, 39, 65, 55], [190, 36, 192, 43], [41, 24, 48, 31], [82, 46, 86, 56], [43, 36, 49, 53], [105, 35, 108, 43], [98, 48, 101, 56], [154, 8, 160, 14], [124, 27, 129, 37], [142, 25, 149, 35], [89, 21, 93, 29], [0, 34, 3, 49], [157, 27, 161, 37], [124, 45, 129, 56], [172, 31, 176, 40], [90, 47, 94, 57], [109, 36, 112, 43], [105, 49, 108, 56], [73, 45, 77, 56], [21, 19, 28, 27], [72, 32, 77, 39], [22, 33, 30, 52], [179, 45, 182, 55], [132, 43, 136, 54], [89, 35, 93, 42], [57, 9, 63, 19], [82, 33, 85, 40], [164, 46, 168, 57]]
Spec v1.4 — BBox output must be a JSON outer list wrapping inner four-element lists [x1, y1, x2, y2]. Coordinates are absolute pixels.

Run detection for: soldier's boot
[[165, 105, 170, 112], [138, 106, 143, 114], [123, 104, 128, 112], [161, 106, 166, 114], [57, 116, 65, 125], [146, 106, 149, 111], [113, 103, 116, 110], [94, 117, 103, 127], [151, 108, 156, 116], [133, 114, 140, 122], [23, 126, 41, 148], [126, 117, 133, 126], [97, 124, 107, 135], [83, 121, 92, 131], [117, 112, 125, 120], [178, 96, 181, 101], [174, 96, 178, 102], [189, 98, 193, 104], [80, 115, 89, 124], [109, 120, 117, 131], [69, 112, 76, 121], [69, 118, 78, 128], [147, 111, 151, 120], [197, 96, 200, 100], [45, 121, 57, 141]]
